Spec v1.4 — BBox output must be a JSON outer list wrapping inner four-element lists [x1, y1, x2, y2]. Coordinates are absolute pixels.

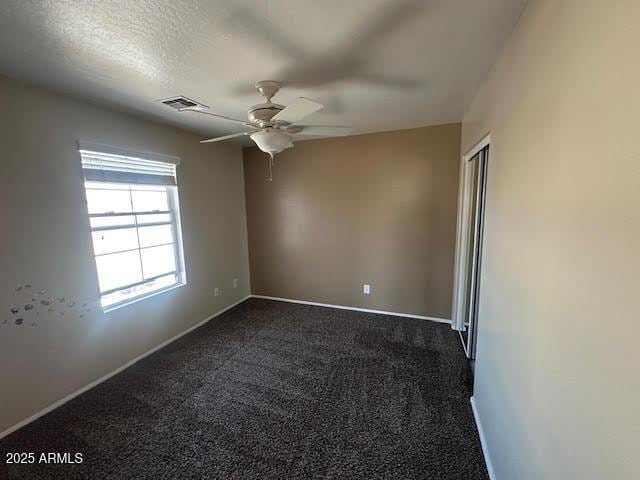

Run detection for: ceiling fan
[[181, 81, 352, 180]]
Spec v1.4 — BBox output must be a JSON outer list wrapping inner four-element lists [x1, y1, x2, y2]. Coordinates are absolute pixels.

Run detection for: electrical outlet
[[214, 287, 220, 297], [233, 278, 238, 289], [363, 284, 371, 295]]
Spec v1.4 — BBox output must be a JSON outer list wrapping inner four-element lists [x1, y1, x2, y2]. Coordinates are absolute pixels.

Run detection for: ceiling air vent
[[158, 96, 208, 111]]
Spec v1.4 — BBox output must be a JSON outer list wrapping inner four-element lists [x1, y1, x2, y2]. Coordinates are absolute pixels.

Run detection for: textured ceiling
[[0, 0, 526, 142]]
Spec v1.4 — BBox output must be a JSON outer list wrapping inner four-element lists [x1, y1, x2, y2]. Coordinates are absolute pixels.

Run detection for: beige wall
[[0, 75, 250, 434], [244, 124, 460, 319], [461, 1, 640, 478]]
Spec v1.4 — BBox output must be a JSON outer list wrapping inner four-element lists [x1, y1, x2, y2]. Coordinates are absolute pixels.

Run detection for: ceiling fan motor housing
[[247, 102, 285, 128]]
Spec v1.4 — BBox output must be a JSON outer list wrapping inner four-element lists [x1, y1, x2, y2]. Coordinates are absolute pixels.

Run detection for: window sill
[[103, 282, 185, 314]]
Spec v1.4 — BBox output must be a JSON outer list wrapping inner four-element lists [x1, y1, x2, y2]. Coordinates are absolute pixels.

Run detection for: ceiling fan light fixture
[[185, 80, 352, 181], [250, 128, 293, 156]]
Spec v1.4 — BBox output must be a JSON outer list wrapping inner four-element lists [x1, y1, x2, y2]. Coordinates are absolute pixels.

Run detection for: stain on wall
[[5, 283, 99, 328]]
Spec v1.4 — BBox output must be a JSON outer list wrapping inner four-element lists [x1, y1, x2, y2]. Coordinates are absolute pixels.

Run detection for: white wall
[[0, 75, 251, 434], [461, 1, 640, 478]]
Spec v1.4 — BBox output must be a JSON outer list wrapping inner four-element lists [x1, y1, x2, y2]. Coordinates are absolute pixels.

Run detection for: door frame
[[451, 133, 491, 354]]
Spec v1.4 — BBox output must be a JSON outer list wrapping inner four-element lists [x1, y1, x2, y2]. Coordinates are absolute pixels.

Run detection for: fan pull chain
[[267, 153, 274, 182]]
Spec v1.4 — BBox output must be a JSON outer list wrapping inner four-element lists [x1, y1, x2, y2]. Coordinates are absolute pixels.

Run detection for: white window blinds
[[79, 145, 178, 186]]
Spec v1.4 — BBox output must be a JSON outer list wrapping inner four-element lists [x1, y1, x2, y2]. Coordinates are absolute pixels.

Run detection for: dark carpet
[[0, 298, 488, 479]]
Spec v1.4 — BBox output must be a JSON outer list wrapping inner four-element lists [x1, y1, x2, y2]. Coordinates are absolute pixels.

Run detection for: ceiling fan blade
[[292, 126, 353, 137], [183, 108, 250, 126], [200, 132, 251, 143], [272, 97, 323, 124]]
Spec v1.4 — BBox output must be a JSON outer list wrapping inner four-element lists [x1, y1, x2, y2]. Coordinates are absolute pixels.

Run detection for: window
[[79, 145, 186, 310]]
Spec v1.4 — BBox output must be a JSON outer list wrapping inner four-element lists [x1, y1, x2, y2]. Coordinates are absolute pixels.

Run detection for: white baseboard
[[471, 396, 496, 480], [251, 294, 451, 324], [0, 295, 251, 440]]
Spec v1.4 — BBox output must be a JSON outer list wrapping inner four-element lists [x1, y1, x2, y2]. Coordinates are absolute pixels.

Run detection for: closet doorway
[[452, 137, 490, 360]]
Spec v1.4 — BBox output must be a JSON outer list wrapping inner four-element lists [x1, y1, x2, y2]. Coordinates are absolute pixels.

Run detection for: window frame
[[79, 146, 186, 312]]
